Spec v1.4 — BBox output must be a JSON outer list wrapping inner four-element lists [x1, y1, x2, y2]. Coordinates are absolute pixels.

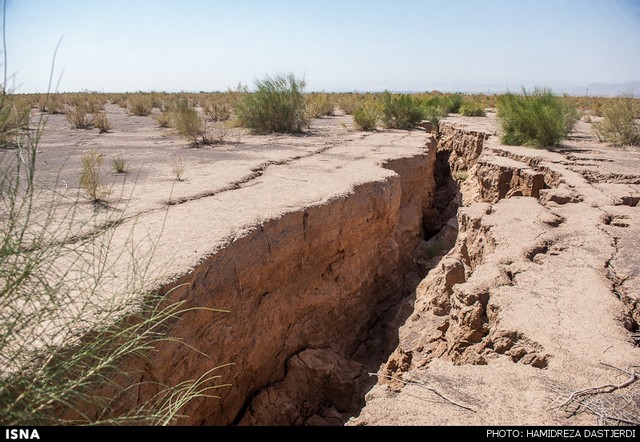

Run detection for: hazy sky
[[4, 0, 640, 93]]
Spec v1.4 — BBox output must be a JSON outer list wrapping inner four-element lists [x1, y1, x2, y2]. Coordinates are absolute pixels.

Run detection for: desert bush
[[0, 93, 30, 146], [497, 88, 578, 147], [204, 101, 232, 122], [94, 112, 112, 133], [459, 101, 486, 117], [111, 155, 127, 173], [592, 94, 640, 146], [236, 74, 308, 133], [65, 104, 94, 129], [306, 93, 334, 119], [79, 150, 108, 202], [173, 99, 203, 145], [445, 94, 464, 113], [202, 123, 228, 145], [381, 92, 424, 129], [37, 93, 63, 114], [352, 101, 380, 131], [127, 94, 154, 116], [155, 110, 172, 128], [336, 94, 365, 115]]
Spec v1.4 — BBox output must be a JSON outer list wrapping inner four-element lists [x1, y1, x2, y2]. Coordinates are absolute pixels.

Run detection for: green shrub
[[423, 94, 463, 114], [381, 92, 424, 129], [352, 101, 380, 131], [173, 99, 202, 145], [236, 74, 308, 133], [0, 93, 30, 146], [497, 88, 578, 147], [592, 94, 640, 146], [306, 93, 334, 119], [127, 94, 154, 116], [459, 101, 486, 117], [445, 94, 464, 113]]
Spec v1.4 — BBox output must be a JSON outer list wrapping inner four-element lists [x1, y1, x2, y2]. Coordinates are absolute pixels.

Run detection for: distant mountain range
[[557, 82, 640, 97]]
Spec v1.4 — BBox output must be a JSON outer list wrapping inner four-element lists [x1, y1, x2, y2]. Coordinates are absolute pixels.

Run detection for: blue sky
[[4, 0, 640, 93]]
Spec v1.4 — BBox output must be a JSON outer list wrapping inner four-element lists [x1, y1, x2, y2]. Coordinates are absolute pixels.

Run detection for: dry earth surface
[[351, 114, 640, 426], [5, 104, 640, 425]]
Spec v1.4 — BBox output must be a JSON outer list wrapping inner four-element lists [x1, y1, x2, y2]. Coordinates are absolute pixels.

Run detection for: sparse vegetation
[[236, 74, 308, 133], [592, 94, 640, 146], [111, 155, 127, 173], [306, 93, 334, 119], [459, 101, 486, 117], [204, 100, 232, 122], [0, 93, 30, 146], [1, 92, 226, 425], [94, 112, 112, 133], [173, 99, 203, 145], [127, 93, 154, 116], [65, 104, 94, 129], [352, 101, 380, 131], [497, 88, 578, 147], [202, 123, 228, 145], [172, 156, 186, 181], [79, 150, 108, 202], [381, 92, 424, 129], [155, 109, 172, 128], [454, 170, 469, 181]]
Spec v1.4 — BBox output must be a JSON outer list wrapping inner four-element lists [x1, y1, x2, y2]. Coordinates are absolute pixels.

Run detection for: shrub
[[80, 150, 108, 202], [236, 74, 308, 133], [592, 94, 640, 146], [423, 94, 463, 115], [381, 92, 424, 129], [306, 93, 334, 119], [173, 99, 203, 145], [202, 123, 228, 145], [37, 93, 63, 114], [0, 93, 30, 146], [422, 105, 447, 135], [459, 101, 486, 117], [155, 110, 172, 128], [111, 155, 127, 173], [65, 105, 94, 129], [204, 101, 232, 122], [352, 101, 380, 131], [336, 94, 363, 115], [445, 94, 464, 113], [127, 94, 153, 116], [94, 112, 112, 133], [497, 88, 578, 147]]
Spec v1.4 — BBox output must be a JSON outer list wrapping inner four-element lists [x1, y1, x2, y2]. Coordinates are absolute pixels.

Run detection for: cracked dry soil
[[10, 106, 640, 426]]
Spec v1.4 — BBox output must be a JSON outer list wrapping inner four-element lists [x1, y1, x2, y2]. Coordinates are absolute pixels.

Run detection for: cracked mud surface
[[351, 114, 640, 426]]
